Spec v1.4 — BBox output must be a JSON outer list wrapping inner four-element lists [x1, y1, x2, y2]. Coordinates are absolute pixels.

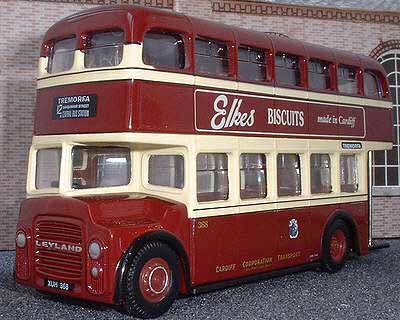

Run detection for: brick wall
[[0, 1, 96, 251], [372, 197, 400, 238], [1, 0, 399, 250]]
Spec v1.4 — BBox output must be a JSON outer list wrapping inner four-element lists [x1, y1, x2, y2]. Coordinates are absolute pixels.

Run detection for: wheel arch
[[114, 230, 191, 304], [322, 211, 361, 256]]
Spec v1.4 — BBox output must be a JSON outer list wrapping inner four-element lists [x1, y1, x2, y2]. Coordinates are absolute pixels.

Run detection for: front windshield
[[72, 146, 131, 189]]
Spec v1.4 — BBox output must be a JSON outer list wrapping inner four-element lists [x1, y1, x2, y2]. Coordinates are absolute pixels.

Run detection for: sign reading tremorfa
[[52, 94, 97, 120]]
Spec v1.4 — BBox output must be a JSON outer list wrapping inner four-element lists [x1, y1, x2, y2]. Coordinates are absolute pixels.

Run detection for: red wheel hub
[[329, 229, 347, 263], [139, 258, 172, 303]]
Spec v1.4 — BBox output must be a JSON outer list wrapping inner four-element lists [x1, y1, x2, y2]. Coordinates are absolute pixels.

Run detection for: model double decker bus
[[15, 5, 392, 318]]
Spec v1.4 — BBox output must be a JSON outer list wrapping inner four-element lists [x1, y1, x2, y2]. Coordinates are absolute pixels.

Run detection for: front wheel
[[321, 219, 351, 273], [122, 241, 180, 319]]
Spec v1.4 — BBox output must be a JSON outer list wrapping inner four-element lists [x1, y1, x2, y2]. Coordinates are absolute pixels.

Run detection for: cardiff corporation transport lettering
[[195, 90, 365, 137], [242, 257, 273, 270], [278, 251, 301, 261], [216, 264, 236, 273]]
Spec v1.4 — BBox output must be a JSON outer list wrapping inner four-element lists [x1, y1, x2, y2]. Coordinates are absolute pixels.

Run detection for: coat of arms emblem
[[289, 219, 299, 239]]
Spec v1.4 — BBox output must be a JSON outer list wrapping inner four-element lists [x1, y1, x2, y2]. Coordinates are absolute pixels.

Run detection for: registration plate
[[44, 279, 74, 292]]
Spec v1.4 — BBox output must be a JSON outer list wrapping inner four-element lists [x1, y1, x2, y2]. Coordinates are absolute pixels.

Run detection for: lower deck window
[[311, 154, 332, 194], [197, 153, 228, 202], [148, 155, 184, 189], [36, 148, 62, 189], [340, 154, 358, 192], [277, 153, 301, 196], [72, 146, 131, 189], [240, 153, 267, 199]]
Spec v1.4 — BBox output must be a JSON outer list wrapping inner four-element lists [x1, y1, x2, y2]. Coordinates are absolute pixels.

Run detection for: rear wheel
[[122, 241, 180, 319], [321, 219, 351, 273]]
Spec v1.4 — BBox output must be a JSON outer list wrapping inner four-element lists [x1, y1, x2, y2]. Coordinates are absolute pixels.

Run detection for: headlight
[[16, 231, 26, 248], [88, 241, 101, 260]]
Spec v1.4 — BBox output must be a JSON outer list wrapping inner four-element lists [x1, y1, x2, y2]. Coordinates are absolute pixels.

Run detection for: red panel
[[35, 81, 391, 142], [34, 81, 132, 135], [134, 81, 195, 133], [191, 215, 240, 285], [340, 202, 369, 255], [191, 201, 368, 286], [365, 107, 393, 143]]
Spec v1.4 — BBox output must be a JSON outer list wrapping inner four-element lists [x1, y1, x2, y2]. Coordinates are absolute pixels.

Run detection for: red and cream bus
[[15, 5, 393, 318]]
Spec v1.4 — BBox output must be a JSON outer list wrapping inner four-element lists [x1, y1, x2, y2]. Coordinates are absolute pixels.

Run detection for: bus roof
[[41, 5, 385, 75]]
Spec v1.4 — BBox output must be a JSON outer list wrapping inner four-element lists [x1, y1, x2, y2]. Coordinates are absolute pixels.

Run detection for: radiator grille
[[35, 221, 83, 280]]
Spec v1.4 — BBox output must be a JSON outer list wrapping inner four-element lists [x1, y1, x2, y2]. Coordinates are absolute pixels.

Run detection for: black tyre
[[321, 219, 351, 273], [122, 241, 180, 319]]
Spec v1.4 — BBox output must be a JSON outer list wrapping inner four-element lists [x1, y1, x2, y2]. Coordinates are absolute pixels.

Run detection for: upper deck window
[[143, 31, 185, 69], [308, 59, 331, 91], [84, 30, 124, 69], [48, 37, 76, 74], [195, 38, 229, 77], [275, 52, 301, 87], [364, 70, 383, 99], [338, 65, 358, 95], [238, 46, 267, 82]]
